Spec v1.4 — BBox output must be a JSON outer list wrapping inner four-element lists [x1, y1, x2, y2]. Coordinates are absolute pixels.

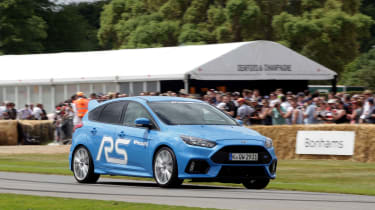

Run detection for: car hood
[[166, 125, 264, 141]]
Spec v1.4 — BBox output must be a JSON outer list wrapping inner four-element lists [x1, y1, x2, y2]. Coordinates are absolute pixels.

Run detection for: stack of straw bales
[[250, 124, 375, 162], [0, 121, 18, 145], [18, 120, 54, 145]]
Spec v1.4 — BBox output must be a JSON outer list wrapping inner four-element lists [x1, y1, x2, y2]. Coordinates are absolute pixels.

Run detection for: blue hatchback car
[[69, 96, 277, 189]]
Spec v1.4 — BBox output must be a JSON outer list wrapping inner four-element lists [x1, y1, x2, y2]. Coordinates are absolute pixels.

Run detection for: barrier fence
[[0, 122, 374, 162]]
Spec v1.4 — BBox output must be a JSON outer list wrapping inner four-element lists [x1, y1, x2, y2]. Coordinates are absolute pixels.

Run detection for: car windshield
[[149, 101, 238, 125]]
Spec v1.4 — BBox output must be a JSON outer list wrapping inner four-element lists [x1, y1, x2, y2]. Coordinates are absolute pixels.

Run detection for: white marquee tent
[[0, 40, 337, 112]]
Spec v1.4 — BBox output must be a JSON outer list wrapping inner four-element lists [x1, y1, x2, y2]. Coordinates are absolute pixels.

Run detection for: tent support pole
[[331, 75, 337, 94], [184, 74, 190, 94]]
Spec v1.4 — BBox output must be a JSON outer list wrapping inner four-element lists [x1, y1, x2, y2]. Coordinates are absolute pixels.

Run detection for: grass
[[0, 154, 374, 195], [0, 193, 217, 210]]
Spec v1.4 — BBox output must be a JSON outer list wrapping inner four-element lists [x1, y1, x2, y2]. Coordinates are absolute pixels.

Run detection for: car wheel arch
[[152, 144, 178, 175], [71, 144, 94, 171]]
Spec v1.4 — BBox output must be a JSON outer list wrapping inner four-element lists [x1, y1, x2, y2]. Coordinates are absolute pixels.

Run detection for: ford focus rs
[[69, 96, 277, 189]]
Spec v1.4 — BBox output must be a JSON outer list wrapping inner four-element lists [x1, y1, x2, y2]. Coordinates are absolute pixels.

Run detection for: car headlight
[[265, 137, 273, 148], [180, 135, 216, 148]]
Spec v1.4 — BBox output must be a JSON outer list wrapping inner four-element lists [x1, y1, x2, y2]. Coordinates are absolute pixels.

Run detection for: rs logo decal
[[96, 136, 130, 165]]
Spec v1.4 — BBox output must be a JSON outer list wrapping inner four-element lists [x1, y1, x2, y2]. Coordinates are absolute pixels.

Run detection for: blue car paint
[[69, 96, 277, 180]]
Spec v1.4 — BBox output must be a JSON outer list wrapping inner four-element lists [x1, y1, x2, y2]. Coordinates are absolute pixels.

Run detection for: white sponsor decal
[[96, 136, 130, 165], [296, 131, 355, 155], [133, 140, 148, 147]]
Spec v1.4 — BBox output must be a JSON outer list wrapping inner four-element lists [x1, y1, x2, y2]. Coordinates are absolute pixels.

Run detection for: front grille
[[217, 166, 267, 179], [211, 146, 272, 164]]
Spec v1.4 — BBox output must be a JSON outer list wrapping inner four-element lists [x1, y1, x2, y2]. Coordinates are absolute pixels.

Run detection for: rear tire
[[72, 146, 100, 183], [153, 147, 183, 187], [242, 178, 270, 189]]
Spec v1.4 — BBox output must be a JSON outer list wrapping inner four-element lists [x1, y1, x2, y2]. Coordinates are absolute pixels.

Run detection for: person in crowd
[[242, 89, 252, 100], [333, 101, 348, 124], [32, 103, 43, 120], [231, 92, 240, 107], [304, 97, 319, 124], [252, 89, 262, 102], [275, 88, 284, 99], [268, 101, 287, 125], [365, 98, 375, 123], [61, 102, 74, 139], [0, 102, 6, 120], [249, 99, 262, 125], [39, 104, 48, 120], [73, 92, 89, 126], [19, 104, 33, 120], [4, 102, 17, 120], [90, 93, 97, 100], [236, 98, 254, 125], [290, 99, 304, 124], [54, 105, 64, 141], [360, 90, 373, 122], [269, 93, 279, 107], [215, 94, 223, 106], [259, 99, 272, 125], [217, 95, 236, 117], [348, 101, 363, 124]]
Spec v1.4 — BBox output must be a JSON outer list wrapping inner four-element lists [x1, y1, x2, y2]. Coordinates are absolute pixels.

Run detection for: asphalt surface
[[0, 172, 374, 210]]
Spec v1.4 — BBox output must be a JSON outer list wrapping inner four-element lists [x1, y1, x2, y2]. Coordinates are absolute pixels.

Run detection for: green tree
[[0, 0, 50, 54], [360, 0, 375, 52], [43, 1, 108, 53], [273, 0, 373, 74], [341, 48, 375, 89]]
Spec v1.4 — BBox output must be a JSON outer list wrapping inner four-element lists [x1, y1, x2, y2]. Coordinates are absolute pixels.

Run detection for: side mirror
[[135, 118, 151, 128], [236, 119, 243, 126]]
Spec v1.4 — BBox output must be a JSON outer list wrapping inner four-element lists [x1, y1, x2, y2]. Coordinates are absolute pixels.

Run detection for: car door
[[92, 101, 128, 171], [119, 101, 157, 173]]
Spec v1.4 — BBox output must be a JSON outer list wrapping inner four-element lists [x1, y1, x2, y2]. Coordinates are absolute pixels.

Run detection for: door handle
[[118, 131, 125, 138], [90, 128, 97, 135]]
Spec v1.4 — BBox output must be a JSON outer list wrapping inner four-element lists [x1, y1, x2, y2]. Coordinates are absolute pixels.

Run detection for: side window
[[123, 102, 153, 127], [97, 102, 126, 124], [88, 105, 104, 121]]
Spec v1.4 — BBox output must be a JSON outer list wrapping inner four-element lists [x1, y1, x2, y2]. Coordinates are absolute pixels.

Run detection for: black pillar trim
[[332, 75, 337, 94]]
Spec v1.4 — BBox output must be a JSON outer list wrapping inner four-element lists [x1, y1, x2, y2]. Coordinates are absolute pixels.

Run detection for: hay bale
[[249, 124, 375, 163], [0, 120, 18, 145], [18, 120, 55, 145]]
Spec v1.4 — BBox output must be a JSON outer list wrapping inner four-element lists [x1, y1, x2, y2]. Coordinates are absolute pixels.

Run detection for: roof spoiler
[[88, 100, 99, 111]]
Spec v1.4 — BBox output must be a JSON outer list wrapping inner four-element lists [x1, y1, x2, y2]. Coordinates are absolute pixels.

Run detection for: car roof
[[101, 96, 202, 104], [135, 96, 201, 102]]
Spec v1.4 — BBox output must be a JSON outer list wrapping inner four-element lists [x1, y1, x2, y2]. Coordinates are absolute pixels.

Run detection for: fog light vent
[[269, 160, 277, 175], [185, 160, 210, 174]]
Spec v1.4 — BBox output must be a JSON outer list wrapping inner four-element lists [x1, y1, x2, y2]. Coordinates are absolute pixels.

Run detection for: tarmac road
[[0, 172, 374, 210]]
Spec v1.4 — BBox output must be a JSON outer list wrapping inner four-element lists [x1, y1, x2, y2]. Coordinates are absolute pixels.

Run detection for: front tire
[[153, 147, 183, 187], [73, 146, 100, 183], [242, 178, 270, 189]]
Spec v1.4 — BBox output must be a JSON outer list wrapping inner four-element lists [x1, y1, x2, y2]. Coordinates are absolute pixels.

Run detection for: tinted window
[[149, 102, 237, 125], [97, 102, 126, 124], [88, 105, 104, 121], [123, 102, 153, 127]]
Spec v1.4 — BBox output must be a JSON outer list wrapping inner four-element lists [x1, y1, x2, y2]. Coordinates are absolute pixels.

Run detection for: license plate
[[229, 153, 258, 161]]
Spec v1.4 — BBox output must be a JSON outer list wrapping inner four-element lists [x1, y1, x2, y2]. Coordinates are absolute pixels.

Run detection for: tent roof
[[0, 41, 337, 85]]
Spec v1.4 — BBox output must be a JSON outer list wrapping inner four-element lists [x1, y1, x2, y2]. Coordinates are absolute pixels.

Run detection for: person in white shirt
[[236, 98, 254, 125], [0, 102, 6, 120], [33, 104, 43, 120], [360, 90, 372, 123]]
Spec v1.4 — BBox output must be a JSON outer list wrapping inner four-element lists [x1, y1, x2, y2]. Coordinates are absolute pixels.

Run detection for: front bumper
[[177, 139, 277, 180]]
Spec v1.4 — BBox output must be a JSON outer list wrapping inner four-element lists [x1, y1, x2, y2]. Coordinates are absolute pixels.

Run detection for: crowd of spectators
[[2, 88, 375, 142], [0, 103, 48, 120]]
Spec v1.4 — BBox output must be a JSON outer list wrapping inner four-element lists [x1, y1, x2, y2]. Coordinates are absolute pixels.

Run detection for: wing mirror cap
[[236, 119, 243, 126], [135, 118, 151, 128]]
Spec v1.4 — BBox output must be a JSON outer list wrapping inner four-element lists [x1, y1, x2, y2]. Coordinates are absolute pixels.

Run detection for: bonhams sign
[[296, 131, 355, 156], [237, 64, 292, 72]]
